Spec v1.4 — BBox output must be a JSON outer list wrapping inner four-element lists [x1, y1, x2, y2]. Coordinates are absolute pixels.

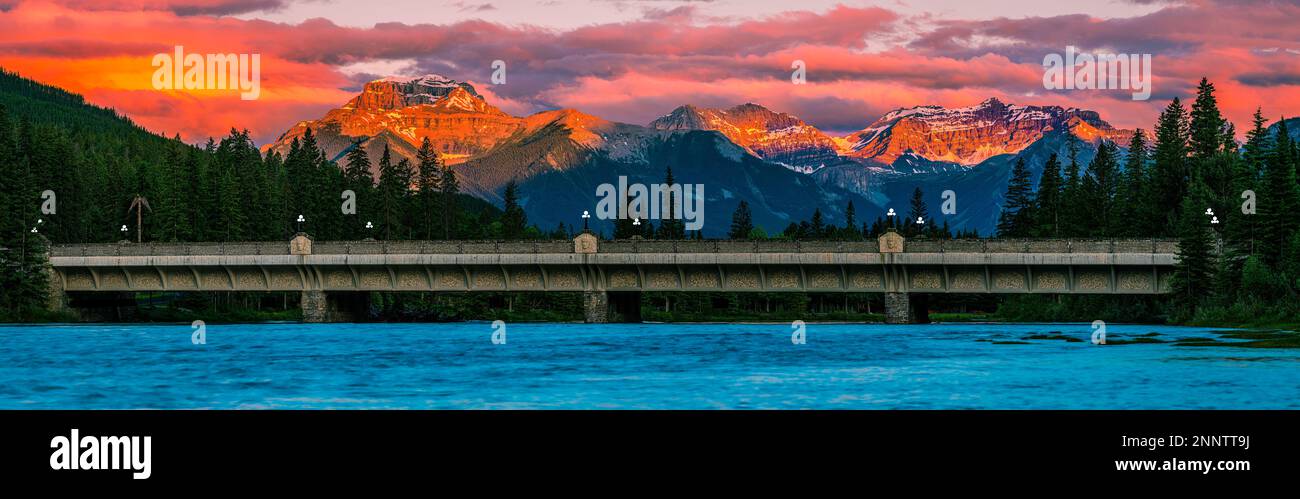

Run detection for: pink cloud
[[0, 0, 1296, 146]]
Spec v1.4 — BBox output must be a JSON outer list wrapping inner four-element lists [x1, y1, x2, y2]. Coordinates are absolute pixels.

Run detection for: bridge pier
[[301, 290, 365, 323], [884, 292, 930, 324], [302, 290, 329, 323], [583, 290, 609, 323]]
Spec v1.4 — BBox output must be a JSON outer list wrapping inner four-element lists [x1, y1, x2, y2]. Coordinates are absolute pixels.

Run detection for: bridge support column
[[583, 290, 609, 323], [302, 290, 329, 323], [884, 292, 910, 324], [884, 292, 930, 324]]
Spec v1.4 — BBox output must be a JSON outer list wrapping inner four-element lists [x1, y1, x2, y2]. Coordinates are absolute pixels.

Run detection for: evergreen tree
[[1259, 118, 1300, 267], [1224, 111, 1270, 264], [905, 187, 929, 237], [843, 200, 857, 239], [1080, 141, 1120, 236], [1151, 98, 1191, 234], [729, 200, 754, 240], [655, 166, 686, 239], [1033, 153, 1064, 237], [810, 208, 825, 239], [500, 180, 527, 240], [415, 138, 442, 239], [996, 157, 1035, 237], [1171, 195, 1217, 313], [343, 142, 373, 239], [1115, 130, 1151, 237], [1059, 134, 1085, 237], [439, 164, 460, 239], [376, 146, 413, 239], [1188, 78, 1228, 163]]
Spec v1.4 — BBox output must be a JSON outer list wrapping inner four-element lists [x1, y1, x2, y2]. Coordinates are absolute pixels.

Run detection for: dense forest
[[985, 79, 1299, 325], [1, 68, 1298, 325]]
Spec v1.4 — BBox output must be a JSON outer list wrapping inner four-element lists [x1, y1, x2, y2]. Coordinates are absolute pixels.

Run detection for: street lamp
[[296, 214, 305, 233], [582, 210, 591, 232]]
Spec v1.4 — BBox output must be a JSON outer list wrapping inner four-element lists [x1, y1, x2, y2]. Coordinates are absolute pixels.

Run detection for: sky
[[0, 0, 1298, 146]]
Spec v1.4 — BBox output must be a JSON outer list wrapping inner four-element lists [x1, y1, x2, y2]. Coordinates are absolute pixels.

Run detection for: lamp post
[[582, 210, 591, 232], [296, 214, 305, 234]]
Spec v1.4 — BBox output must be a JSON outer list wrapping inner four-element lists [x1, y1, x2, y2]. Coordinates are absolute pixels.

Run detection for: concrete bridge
[[46, 232, 1178, 323]]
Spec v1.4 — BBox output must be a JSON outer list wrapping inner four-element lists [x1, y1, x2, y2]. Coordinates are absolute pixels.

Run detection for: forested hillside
[[0, 69, 506, 320]]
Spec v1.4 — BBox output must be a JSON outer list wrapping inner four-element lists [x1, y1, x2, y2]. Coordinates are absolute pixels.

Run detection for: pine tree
[[810, 208, 825, 239], [439, 164, 460, 239], [1171, 194, 1217, 313], [843, 200, 857, 239], [729, 200, 754, 240], [1033, 153, 1064, 237], [1151, 98, 1191, 235], [1224, 111, 1270, 263], [415, 138, 441, 239], [996, 157, 1035, 237], [1188, 78, 1227, 163], [376, 146, 412, 239], [1080, 141, 1120, 236], [1059, 134, 1084, 237], [1259, 118, 1300, 267], [1115, 130, 1151, 237], [906, 187, 928, 237], [343, 142, 373, 239], [500, 180, 527, 240], [655, 166, 686, 239]]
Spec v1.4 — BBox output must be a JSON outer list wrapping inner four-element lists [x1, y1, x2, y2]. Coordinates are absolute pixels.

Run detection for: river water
[[0, 322, 1295, 409]]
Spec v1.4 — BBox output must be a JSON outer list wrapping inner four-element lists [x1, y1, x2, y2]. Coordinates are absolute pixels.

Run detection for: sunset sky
[[1, 0, 1298, 146]]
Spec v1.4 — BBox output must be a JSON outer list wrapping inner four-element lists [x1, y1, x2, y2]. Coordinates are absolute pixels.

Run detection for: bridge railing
[[50, 241, 292, 257], [598, 240, 883, 253], [906, 239, 1177, 253], [49, 238, 1179, 257]]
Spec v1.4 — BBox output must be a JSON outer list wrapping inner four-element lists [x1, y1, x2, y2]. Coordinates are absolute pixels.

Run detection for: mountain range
[[264, 74, 1136, 236]]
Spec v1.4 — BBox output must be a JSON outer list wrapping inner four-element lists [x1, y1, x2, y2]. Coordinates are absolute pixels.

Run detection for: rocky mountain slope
[[649, 104, 844, 172], [842, 98, 1132, 166], [261, 75, 1137, 235]]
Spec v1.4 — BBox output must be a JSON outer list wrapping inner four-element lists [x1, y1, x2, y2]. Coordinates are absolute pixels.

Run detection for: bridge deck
[[46, 239, 1178, 296]]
